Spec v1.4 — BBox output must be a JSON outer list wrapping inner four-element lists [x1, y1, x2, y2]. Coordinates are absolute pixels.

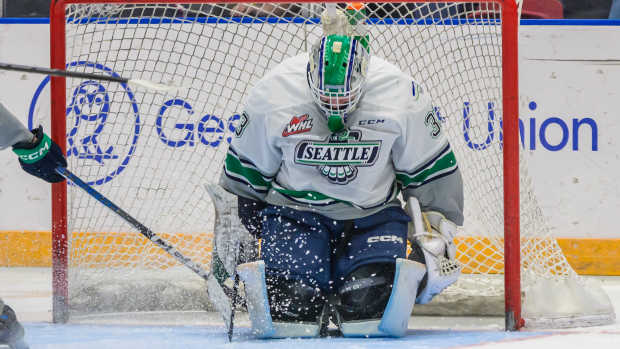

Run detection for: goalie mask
[[307, 34, 370, 132]]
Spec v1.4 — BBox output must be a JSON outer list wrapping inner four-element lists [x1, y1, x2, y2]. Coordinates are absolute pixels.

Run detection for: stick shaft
[[228, 273, 240, 342], [55, 167, 210, 281], [227, 242, 244, 342], [0, 62, 128, 84]]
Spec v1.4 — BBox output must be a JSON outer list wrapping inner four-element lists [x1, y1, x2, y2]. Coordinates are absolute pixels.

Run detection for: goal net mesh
[[55, 1, 614, 328]]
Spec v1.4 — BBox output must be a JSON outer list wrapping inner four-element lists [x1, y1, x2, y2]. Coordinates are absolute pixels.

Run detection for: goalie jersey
[[220, 54, 464, 224]]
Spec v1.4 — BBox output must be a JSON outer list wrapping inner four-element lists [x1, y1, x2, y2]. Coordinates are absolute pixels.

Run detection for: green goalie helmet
[[307, 34, 370, 132]]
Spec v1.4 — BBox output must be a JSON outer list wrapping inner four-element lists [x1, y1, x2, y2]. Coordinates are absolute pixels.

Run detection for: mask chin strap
[[327, 113, 346, 132]]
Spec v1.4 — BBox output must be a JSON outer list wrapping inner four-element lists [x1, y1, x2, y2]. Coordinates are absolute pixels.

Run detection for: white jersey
[[220, 54, 463, 223], [0, 102, 32, 150]]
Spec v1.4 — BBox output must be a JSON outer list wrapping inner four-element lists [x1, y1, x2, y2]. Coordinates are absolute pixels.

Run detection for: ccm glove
[[0, 303, 29, 349], [12, 126, 67, 183]]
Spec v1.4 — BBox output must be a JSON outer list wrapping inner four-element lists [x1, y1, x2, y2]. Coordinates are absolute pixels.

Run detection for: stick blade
[[127, 78, 183, 92], [206, 275, 233, 331]]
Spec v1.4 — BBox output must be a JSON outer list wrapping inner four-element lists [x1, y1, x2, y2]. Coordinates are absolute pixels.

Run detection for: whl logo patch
[[294, 130, 381, 184], [282, 114, 313, 137]]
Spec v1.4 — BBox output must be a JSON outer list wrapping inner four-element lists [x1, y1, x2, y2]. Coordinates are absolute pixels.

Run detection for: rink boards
[[0, 19, 620, 275], [1, 229, 619, 276]]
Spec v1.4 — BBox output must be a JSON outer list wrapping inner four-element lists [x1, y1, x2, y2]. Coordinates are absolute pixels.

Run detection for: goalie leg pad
[[266, 274, 325, 324], [337, 258, 426, 338], [337, 263, 395, 323], [236, 261, 322, 338], [236, 261, 274, 338], [378, 258, 426, 337]]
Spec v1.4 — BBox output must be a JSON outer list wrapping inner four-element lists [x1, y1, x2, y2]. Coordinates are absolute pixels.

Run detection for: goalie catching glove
[[405, 197, 461, 304]]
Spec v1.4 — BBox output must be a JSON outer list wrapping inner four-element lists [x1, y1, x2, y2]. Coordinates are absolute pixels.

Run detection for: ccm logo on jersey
[[367, 235, 404, 244], [358, 119, 385, 126], [283, 114, 313, 137]]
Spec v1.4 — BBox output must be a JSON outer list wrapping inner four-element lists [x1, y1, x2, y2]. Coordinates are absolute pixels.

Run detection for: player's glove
[[12, 125, 67, 183], [0, 303, 29, 349]]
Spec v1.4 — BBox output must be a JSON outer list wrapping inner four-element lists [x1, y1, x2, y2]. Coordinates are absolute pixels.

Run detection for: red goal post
[[47, 0, 573, 331]]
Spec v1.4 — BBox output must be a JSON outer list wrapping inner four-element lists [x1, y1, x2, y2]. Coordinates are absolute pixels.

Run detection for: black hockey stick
[[228, 272, 241, 341], [227, 243, 243, 342], [55, 166, 211, 280], [0, 62, 178, 91]]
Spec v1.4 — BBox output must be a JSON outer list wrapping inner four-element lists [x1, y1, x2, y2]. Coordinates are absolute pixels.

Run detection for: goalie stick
[[228, 249, 242, 342], [54, 167, 238, 339], [0, 62, 179, 92], [204, 184, 257, 342]]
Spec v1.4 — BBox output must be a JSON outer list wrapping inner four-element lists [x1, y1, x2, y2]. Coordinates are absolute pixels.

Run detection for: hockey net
[[49, 0, 615, 329]]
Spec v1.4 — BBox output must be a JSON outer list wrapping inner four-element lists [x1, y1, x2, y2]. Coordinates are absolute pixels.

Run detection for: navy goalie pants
[[260, 205, 410, 292]]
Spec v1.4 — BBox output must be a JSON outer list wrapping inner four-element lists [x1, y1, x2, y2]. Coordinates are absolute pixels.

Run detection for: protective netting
[[55, 1, 614, 327]]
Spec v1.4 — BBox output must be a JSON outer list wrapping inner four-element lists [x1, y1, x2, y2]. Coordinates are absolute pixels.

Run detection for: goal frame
[[49, 0, 521, 330]]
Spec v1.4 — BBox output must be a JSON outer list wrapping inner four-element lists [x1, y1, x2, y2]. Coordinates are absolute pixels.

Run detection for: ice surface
[[1, 268, 619, 349], [23, 323, 546, 349]]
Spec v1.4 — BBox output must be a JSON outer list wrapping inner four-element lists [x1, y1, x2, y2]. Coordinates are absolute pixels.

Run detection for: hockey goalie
[[215, 6, 464, 338]]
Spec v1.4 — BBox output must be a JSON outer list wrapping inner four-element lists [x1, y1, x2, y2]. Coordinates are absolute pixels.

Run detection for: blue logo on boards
[[29, 61, 241, 186], [29, 66, 599, 186], [456, 101, 598, 152], [154, 98, 240, 148], [29, 61, 141, 185]]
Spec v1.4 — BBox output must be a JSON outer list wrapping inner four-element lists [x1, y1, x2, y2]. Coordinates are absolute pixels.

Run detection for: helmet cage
[[307, 35, 369, 131]]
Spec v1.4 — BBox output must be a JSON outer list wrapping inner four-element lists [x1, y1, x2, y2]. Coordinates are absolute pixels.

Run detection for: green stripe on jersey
[[224, 153, 271, 190], [273, 181, 400, 209], [396, 150, 457, 188], [272, 183, 346, 205]]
